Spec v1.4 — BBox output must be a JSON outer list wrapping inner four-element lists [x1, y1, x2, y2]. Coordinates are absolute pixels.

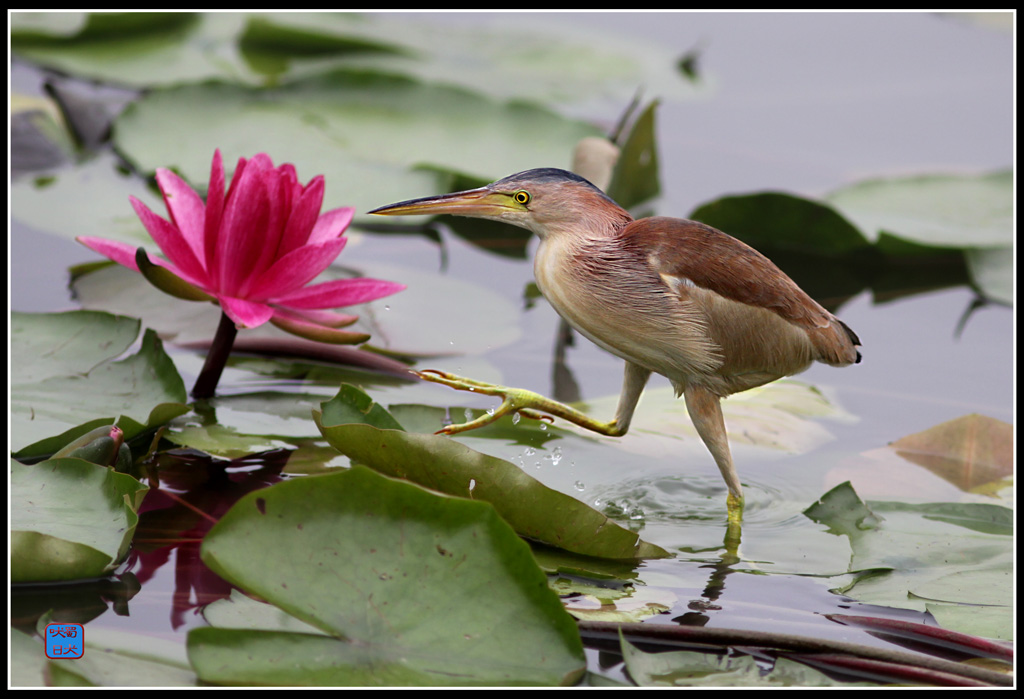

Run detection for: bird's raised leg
[[416, 361, 652, 438], [683, 384, 744, 522]]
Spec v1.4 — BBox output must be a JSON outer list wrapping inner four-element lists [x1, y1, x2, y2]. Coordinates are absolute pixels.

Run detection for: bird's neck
[[532, 205, 632, 243]]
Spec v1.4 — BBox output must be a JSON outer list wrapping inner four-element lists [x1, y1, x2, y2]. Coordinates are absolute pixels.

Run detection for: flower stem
[[191, 311, 238, 399]]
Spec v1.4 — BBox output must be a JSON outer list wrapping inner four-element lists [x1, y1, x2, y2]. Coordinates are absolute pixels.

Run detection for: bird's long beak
[[368, 187, 513, 218]]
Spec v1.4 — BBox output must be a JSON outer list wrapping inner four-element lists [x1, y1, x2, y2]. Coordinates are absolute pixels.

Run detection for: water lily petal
[[218, 295, 275, 329], [76, 236, 142, 271], [155, 168, 207, 268], [129, 197, 210, 286], [203, 150, 226, 281], [234, 168, 292, 297], [247, 238, 348, 301], [76, 237, 209, 289], [278, 175, 326, 255], [308, 206, 355, 245], [216, 166, 271, 296], [274, 278, 406, 310]]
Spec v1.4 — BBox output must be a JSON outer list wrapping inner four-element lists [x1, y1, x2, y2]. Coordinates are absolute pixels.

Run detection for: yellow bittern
[[370, 169, 861, 519]]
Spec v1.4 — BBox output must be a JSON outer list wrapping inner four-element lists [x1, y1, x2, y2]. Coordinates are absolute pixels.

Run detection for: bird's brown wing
[[621, 217, 860, 366]]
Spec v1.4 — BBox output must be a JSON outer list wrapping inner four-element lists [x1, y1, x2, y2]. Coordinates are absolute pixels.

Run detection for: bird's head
[[369, 168, 631, 239]]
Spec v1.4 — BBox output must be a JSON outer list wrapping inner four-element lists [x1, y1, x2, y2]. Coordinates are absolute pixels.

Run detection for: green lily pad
[[314, 385, 671, 560], [805, 483, 1013, 640], [690, 191, 872, 256], [824, 171, 1012, 248], [11, 457, 148, 582], [964, 246, 1012, 305], [13, 12, 696, 112], [825, 171, 1012, 304], [804, 481, 883, 539], [191, 465, 585, 686], [11, 12, 256, 87], [12, 624, 197, 687], [47, 628, 196, 687], [621, 635, 864, 687], [10, 310, 189, 457], [247, 13, 697, 109], [112, 72, 603, 217]]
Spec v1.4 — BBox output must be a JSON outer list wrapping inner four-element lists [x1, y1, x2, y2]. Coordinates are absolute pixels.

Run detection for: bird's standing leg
[[609, 362, 651, 434], [683, 384, 744, 522], [416, 361, 651, 438]]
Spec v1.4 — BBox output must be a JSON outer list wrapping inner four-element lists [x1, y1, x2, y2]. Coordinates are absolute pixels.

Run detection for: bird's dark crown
[[492, 168, 600, 191]]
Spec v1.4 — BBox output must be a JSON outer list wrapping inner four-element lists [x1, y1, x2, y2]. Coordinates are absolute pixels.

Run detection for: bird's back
[[536, 215, 861, 398]]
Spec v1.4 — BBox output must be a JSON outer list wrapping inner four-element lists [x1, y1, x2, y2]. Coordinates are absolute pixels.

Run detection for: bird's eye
[[513, 190, 531, 205]]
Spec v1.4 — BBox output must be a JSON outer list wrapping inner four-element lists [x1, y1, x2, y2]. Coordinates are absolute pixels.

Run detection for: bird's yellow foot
[[415, 369, 621, 436], [726, 492, 745, 524], [416, 370, 554, 434]]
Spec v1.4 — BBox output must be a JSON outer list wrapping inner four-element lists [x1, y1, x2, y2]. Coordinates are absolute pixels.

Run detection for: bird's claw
[[415, 369, 556, 434]]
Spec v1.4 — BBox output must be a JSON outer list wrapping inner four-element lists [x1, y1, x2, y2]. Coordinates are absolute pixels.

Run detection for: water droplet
[[574, 481, 586, 492], [512, 413, 521, 425], [486, 408, 495, 416], [524, 447, 535, 456], [539, 423, 548, 431], [384, 305, 390, 311], [468, 478, 476, 492], [464, 408, 474, 421]]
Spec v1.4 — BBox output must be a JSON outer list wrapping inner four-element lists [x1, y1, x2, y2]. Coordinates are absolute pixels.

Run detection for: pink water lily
[[77, 150, 404, 339], [77, 150, 405, 397]]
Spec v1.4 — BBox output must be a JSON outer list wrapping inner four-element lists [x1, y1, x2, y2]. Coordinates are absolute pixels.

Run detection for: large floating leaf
[[11, 458, 148, 582], [804, 482, 1012, 640], [825, 171, 1012, 304], [620, 635, 858, 687], [12, 153, 162, 245], [191, 465, 585, 686], [315, 385, 671, 560], [253, 13, 696, 109], [11, 12, 256, 87], [824, 171, 1012, 248], [47, 628, 196, 687], [112, 71, 604, 216], [690, 191, 872, 256], [10, 311, 189, 457], [12, 12, 695, 111]]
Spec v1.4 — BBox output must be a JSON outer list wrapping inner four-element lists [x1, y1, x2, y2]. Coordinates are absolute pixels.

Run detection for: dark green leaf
[[803, 481, 883, 538], [315, 387, 671, 560], [192, 465, 585, 686], [607, 100, 660, 210], [11, 311, 189, 458], [11, 458, 148, 583]]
